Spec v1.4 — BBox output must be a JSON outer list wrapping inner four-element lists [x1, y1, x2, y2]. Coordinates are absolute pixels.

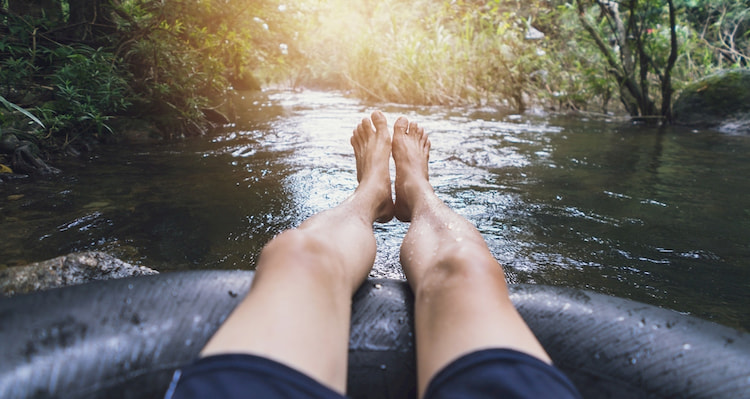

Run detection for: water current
[[2, 90, 749, 331]]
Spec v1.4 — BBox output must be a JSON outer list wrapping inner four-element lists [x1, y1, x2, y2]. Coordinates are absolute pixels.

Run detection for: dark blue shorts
[[423, 349, 581, 399], [165, 349, 581, 399]]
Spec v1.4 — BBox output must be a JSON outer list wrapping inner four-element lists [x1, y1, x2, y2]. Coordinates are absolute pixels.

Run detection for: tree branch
[[576, 1, 624, 77]]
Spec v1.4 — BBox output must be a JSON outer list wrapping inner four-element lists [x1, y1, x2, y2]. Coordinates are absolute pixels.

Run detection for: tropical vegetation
[[0, 0, 748, 172]]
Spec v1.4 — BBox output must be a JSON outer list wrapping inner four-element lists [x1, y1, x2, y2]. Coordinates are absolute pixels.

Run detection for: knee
[[257, 229, 340, 278], [420, 242, 505, 294], [437, 241, 500, 277]]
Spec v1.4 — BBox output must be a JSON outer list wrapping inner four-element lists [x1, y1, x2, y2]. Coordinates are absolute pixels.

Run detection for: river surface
[[2, 90, 749, 331]]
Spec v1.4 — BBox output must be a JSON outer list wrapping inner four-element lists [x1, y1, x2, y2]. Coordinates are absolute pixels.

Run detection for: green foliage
[[50, 45, 130, 136], [679, 0, 750, 67], [3, 0, 749, 139], [534, 0, 749, 116], [114, 0, 299, 135], [0, 94, 45, 129], [536, 3, 618, 112], [447, 1, 552, 111], [0, 14, 129, 142], [293, 0, 553, 110], [0, 0, 296, 146], [285, 0, 750, 116], [344, 0, 472, 104]]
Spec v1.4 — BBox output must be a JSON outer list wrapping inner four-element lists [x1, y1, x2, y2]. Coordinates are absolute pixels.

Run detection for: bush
[[0, 0, 296, 146]]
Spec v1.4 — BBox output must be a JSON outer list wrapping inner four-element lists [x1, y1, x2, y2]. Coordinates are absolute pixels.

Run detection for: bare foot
[[392, 116, 431, 222], [351, 111, 395, 223]]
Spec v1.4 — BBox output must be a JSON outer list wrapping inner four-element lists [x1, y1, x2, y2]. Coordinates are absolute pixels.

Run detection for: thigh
[[413, 259, 553, 394]]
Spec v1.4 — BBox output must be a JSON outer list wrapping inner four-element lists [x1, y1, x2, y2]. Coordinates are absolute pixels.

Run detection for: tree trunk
[[598, 0, 633, 74], [661, 0, 678, 123], [68, 0, 114, 41], [576, 0, 647, 115], [577, 0, 671, 118]]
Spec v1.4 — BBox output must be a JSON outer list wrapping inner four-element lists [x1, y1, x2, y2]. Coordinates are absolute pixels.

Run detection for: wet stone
[[0, 251, 158, 297]]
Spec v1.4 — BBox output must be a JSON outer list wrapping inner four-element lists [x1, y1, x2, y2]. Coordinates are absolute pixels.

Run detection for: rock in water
[[0, 252, 158, 297], [673, 69, 750, 134]]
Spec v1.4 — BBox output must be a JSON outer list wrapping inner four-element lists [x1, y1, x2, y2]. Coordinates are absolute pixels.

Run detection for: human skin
[[199, 111, 552, 397]]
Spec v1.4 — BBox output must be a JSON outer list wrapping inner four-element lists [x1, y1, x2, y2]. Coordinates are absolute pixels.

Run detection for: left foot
[[351, 111, 395, 223]]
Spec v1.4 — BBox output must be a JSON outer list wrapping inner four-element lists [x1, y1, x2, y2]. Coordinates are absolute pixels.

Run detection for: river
[[2, 90, 749, 331]]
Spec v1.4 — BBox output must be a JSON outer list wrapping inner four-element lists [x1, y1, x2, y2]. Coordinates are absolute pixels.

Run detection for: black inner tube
[[1, 271, 748, 399]]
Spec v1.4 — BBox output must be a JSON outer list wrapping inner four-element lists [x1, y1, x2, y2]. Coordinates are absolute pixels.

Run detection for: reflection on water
[[2, 91, 749, 331]]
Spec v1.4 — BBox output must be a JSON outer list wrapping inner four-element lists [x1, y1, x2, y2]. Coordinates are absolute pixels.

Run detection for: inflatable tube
[[1, 271, 748, 398]]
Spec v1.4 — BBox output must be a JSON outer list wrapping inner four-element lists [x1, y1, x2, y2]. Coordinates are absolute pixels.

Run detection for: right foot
[[351, 111, 395, 223], [392, 117, 432, 222]]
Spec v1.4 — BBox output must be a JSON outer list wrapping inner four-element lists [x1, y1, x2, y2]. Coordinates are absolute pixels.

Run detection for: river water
[[2, 90, 749, 331]]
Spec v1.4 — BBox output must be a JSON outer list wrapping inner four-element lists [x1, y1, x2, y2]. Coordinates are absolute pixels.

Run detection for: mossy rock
[[674, 69, 750, 133]]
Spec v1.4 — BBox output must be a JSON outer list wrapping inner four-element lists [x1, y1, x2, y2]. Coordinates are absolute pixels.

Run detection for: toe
[[371, 111, 388, 133], [361, 118, 375, 135], [394, 117, 409, 135], [409, 121, 419, 135]]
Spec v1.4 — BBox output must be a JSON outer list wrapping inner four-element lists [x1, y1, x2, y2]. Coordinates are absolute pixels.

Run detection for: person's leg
[[200, 111, 394, 394], [392, 116, 552, 397]]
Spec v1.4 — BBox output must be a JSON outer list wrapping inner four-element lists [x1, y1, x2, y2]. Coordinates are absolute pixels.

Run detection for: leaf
[[0, 95, 45, 129]]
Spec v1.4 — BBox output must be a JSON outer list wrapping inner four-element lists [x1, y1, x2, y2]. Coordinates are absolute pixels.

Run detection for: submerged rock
[[0, 132, 61, 175], [0, 252, 158, 297], [673, 69, 750, 134]]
